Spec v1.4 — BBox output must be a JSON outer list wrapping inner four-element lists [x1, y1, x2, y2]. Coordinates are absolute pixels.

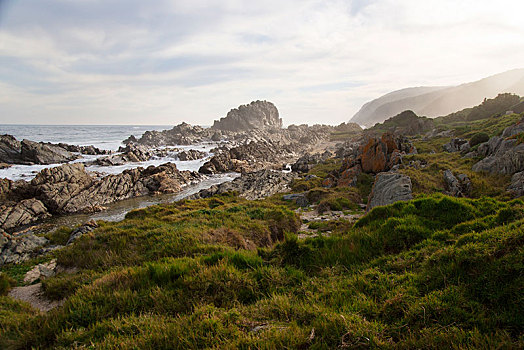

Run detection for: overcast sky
[[1, 0, 523, 126]]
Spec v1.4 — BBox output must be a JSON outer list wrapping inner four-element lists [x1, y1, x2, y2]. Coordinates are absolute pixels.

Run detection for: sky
[[0, 0, 523, 126]]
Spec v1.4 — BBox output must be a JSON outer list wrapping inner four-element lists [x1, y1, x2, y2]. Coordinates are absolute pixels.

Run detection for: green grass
[[1, 193, 522, 349]]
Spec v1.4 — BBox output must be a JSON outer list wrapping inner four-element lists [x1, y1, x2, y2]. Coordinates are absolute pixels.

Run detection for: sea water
[[0, 124, 217, 181]]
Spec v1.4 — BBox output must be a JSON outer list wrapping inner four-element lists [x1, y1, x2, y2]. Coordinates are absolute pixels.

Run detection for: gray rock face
[[507, 171, 524, 197], [66, 220, 98, 245], [177, 149, 207, 161], [443, 170, 471, 197], [0, 231, 48, 265], [291, 152, 332, 173], [443, 138, 469, 153], [24, 259, 57, 284], [0, 135, 22, 163], [472, 142, 524, 175], [94, 143, 153, 166], [32, 163, 94, 213], [212, 101, 282, 132], [501, 117, 524, 138], [0, 199, 51, 231], [191, 169, 296, 201], [20, 139, 79, 165], [367, 172, 413, 211], [282, 193, 309, 207], [472, 119, 524, 175]]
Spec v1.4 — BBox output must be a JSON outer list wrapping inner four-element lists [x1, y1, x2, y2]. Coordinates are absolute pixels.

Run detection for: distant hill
[[351, 68, 524, 127]]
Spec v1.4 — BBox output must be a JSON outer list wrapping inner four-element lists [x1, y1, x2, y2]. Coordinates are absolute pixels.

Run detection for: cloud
[[0, 0, 523, 125]]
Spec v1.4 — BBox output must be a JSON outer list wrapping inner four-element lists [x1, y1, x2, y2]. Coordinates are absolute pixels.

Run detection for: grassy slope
[[1, 114, 523, 349]]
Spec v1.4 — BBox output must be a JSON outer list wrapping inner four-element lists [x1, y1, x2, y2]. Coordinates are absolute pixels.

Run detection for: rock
[[95, 143, 153, 166], [0, 199, 51, 231], [361, 138, 388, 173], [501, 116, 524, 138], [367, 172, 413, 211], [507, 171, 524, 197], [443, 170, 471, 197], [282, 193, 309, 207], [191, 169, 296, 200], [23, 259, 57, 284], [177, 149, 207, 161], [338, 164, 362, 187], [0, 134, 22, 163], [472, 142, 524, 175], [20, 139, 78, 164], [32, 163, 93, 213], [443, 138, 469, 153], [67, 220, 98, 245], [212, 100, 282, 132], [0, 231, 48, 265], [0, 162, 11, 169], [291, 152, 331, 173]]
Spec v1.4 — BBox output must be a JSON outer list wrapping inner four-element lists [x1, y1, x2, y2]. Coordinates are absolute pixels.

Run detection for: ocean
[[0, 124, 217, 181]]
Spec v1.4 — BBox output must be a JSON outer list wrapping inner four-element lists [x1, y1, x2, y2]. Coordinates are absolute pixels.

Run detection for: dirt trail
[[9, 283, 63, 312]]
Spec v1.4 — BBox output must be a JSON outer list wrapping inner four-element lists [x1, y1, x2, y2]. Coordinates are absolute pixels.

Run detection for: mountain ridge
[[351, 68, 524, 127]]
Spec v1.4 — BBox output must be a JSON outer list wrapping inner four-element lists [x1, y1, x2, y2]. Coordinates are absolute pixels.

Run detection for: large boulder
[[443, 170, 471, 197], [0, 135, 22, 164], [177, 149, 207, 161], [0, 199, 51, 231], [507, 171, 524, 197], [443, 138, 469, 153], [501, 116, 524, 138], [367, 172, 413, 211], [0, 230, 48, 265], [212, 100, 282, 132], [191, 169, 296, 201], [472, 142, 524, 175], [32, 163, 94, 213], [20, 139, 78, 164]]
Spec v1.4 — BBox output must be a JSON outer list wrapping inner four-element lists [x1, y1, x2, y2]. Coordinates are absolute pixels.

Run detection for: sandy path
[[9, 283, 64, 312]]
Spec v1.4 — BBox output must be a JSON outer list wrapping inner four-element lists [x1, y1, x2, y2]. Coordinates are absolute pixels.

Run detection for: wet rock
[[0, 134, 22, 163], [20, 139, 79, 165], [212, 100, 282, 132], [177, 149, 207, 161], [443, 138, 469, 153], [367, 172, 413, 211], [507, 171, 524, 197], [94, 143, 153, 166], [67, 220, 98, 245], [191, 169, 296, 200], [0, 199, 51, 231], [443, 170, 471, 197], [24, 259, 57, 284]]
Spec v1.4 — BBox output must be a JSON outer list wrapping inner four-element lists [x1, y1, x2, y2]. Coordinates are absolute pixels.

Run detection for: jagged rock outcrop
[[0, 230, 48, 265], [177, 149, 207, 161], [366, 110, 434, 136], [0, 134, 106, 165], [472, 118, 524, 176], [62, 163, 202, 213], [67, 220, 98, 245], [443, 138, 470, 153], [367, 172, 413, 211], [191, 169, 296, 201], [291, 152, 332, 173], [501, 116, 524, 138], [20, 139, 79, 164], [0, 199, 51, 231], [443, 170, 471, 197], [212, 100, 282, 132], [24, 259, 57, 284], [94, 143, 153, 166], [0, 135, 22, 163], [32, 163, 94, 213], [199, 141, 296, 174], [507, 171, 524, 197]]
